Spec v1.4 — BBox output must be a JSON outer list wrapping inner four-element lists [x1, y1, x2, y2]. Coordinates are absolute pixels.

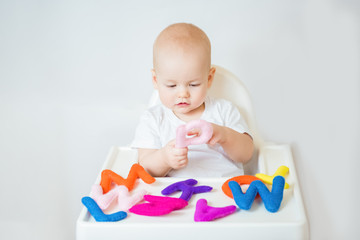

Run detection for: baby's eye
[[190, 83, 200, 87], [166, 84, 176, 88]]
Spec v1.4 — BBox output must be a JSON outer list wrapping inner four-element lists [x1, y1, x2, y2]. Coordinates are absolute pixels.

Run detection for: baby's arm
[[138, 139, 188, 177], [208, 123, 254, 163]]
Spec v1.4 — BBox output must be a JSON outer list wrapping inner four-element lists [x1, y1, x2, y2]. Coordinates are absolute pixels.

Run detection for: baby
[[131, 23, 254, 177]]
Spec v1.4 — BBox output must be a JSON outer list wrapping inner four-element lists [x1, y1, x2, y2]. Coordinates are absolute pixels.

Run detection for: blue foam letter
[[229, 176, 285, 213]]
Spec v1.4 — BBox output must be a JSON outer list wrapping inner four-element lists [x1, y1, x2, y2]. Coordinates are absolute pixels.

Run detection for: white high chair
[[76, 66, 309, 240]]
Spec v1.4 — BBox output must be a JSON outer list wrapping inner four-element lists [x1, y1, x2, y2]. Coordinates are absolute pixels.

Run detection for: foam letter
[[161, 179, 212, 201], [229, 176, 285, 213]]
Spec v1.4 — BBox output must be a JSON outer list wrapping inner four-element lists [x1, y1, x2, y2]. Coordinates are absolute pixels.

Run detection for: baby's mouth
[[176, 102, 190, 106]]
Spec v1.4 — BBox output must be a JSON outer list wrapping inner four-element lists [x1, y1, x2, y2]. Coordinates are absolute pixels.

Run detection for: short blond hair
[[153, 23, 211, 70]]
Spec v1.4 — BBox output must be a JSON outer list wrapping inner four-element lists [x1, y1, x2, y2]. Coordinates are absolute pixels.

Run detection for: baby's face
[[152, 46, 214, 120]]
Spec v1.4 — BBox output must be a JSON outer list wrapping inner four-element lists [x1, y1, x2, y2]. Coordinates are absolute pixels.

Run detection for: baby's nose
[[178, 87, 190, 98]]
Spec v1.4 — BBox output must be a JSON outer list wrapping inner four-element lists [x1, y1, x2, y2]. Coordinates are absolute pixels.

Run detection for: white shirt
[[131, 96, 251, 177]]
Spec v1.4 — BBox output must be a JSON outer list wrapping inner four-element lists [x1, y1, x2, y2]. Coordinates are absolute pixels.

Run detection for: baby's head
[[152, 23, 216, 120]]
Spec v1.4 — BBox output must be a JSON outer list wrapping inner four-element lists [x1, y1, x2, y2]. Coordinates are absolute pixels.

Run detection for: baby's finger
[[173, 147, 188, 156], [178, 159, 187, 168], [172, 160, 187, 169], [207, 136, 215, 144]]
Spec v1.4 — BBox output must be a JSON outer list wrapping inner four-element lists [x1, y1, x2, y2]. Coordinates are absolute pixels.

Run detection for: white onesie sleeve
[[223, 101, 251, 136], [131, 109, 162, 149]]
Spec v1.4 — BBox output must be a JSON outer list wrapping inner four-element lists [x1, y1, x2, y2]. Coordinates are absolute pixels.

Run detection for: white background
[[0, 0, 359, 239]]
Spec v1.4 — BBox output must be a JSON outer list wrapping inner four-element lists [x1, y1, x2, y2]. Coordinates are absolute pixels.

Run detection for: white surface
[[77, 145, 308, 240], [0, 1, 359, 239]]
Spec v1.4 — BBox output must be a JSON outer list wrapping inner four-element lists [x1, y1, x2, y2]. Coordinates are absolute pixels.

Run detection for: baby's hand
[[163, 139, 188, 170], [207, 123, 226, 146], [186, 123, 225, 147]]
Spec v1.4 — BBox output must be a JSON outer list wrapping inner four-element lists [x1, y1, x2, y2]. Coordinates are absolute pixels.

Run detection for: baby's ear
[[207, 67, 216, 88], [151, 69, 158, 89]]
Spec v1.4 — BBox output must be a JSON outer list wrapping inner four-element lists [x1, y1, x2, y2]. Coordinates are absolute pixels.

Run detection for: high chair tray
[[76, 144, 308, 240]]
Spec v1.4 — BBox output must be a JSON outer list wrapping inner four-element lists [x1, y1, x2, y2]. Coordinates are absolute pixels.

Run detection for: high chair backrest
[[148, 65, 263, 149]]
